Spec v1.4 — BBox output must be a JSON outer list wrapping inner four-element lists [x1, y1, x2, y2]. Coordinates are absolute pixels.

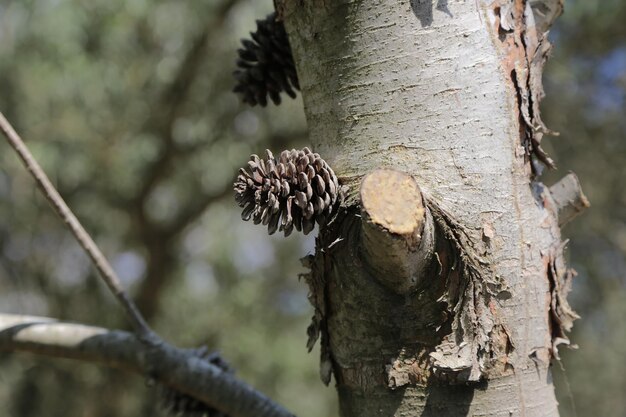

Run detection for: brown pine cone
[[234, 148, 340, 236], [232, 12, 299, 106]]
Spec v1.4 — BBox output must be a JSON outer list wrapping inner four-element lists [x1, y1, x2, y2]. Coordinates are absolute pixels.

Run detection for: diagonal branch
[[0, 112, 156, 344], [0, 314, 296, 417]]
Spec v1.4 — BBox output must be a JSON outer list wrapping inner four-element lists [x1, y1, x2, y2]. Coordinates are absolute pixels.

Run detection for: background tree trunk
[[279, 0, 578, 415]]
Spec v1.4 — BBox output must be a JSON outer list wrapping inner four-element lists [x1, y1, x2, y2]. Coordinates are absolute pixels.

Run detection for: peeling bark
[[278, 0, 580, 415], [493, 0, 557, 172], [546, 241, 579, 359], [427, 200, 513, 383]]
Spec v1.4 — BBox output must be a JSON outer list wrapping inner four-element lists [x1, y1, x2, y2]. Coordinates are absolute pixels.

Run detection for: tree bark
[[279, 0, 579, 415]]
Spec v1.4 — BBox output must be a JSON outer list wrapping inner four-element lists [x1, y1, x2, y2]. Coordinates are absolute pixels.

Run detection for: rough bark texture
[[278, 0, 576, 416]]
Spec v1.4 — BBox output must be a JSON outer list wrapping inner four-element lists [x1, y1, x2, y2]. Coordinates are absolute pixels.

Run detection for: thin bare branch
[[0, 112, 156, 343], [0, 314, 295, 417]]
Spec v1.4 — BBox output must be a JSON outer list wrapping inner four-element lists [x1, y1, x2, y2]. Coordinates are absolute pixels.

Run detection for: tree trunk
[[278, 0, 580, 416]]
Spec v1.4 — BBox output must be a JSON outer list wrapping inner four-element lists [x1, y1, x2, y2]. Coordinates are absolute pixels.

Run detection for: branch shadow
[[410, 0, 453, 27]]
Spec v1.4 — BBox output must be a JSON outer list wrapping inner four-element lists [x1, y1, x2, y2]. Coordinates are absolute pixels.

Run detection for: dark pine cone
[[232, 12, 299, 107], [159, 349, 233, 417], [234, 148, 340, 236]]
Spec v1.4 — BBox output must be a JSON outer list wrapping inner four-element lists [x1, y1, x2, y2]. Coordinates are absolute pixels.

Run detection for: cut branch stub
[[549, 172, 590, 227], [234, 148, 340, 236], [530, 0, 564, 34], [359, 169, 434, 294]]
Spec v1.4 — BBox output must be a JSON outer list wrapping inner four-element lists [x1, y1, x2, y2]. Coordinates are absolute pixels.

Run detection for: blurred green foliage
[[543, 1, 626, 415], [0, 0, 624, 416], [0, 1, 334, 416]]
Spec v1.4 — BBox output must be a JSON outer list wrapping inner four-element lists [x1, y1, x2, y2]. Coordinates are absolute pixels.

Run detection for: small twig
[[0, 112, 157, 344]]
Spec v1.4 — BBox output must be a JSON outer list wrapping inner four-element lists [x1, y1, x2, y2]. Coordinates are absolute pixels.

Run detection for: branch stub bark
[[360, 169, 434, 294]]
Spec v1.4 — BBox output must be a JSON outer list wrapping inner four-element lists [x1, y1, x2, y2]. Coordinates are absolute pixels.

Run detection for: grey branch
[[0, 112, 155, 343], [0, 314, 295, 417]]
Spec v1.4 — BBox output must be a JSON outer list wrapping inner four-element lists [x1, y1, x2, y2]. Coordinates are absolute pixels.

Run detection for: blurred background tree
[[0, 0, 623, 416], [543, 1, 626, 415]]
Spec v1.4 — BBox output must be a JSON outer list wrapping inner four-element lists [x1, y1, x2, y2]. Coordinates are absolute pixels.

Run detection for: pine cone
[[234, 148, 340, 236], [159, 349, 233, 417], [232, 12, 299, 107]]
